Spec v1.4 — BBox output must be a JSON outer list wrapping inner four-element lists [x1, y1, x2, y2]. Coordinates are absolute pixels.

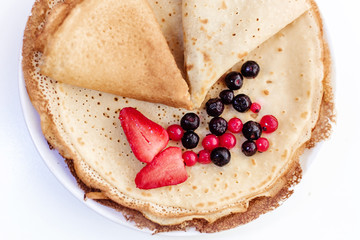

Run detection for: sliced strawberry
[[119, 107, 169, 163], [135, 147, 188, 189]]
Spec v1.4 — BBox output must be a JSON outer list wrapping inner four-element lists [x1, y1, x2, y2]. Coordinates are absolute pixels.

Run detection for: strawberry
[[135, 147, 188, 189], [119, 107, 169, 163]]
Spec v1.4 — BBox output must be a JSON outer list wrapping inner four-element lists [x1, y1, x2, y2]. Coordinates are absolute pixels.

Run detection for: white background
[[1, 0, 360, 239]]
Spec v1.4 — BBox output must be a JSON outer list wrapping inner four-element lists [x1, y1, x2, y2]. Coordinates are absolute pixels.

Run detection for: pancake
[[22, 0, 335, 233], [37, 0, 192, 109], [147, 0, 185, 77], [183, 0, 311, 108]]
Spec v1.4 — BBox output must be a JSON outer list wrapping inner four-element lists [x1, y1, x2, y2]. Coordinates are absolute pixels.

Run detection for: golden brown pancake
[[37, 0, 192, 109], [22, 0, 335, 233]]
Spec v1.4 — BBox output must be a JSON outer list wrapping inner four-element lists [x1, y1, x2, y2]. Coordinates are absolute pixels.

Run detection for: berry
[[219, 133, 237, 149], [250, 102, 261, 113], [232, 94, 252, 113], [180, 113, 200, 131], [182, 151, 198, 166], [260, 115, 279, 133], [242, 141, 257, 156], [206, 98, 224, 117], [210, 147, 231, 167], [256, 138, 269, 152], [202, 134, 220, 151], [228, 118, 243, 133], [198, 150, 212, 164], [242, 121, 262, 140], [181, 131, 200, 149], [135, 147, 188, 189], [119, 107, 169, 163], [219, 90, 234, 105], [241, 61, 260, 78], [225, 72, 243, 90], [167, 124, 184, 141], [209, 117, 228, 136]]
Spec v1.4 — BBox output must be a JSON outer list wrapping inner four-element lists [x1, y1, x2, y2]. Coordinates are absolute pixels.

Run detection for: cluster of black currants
[[205, 61, 260, 136]]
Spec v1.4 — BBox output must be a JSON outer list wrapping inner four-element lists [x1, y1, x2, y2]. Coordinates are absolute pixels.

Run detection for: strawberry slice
[[119, 107, 169, 163], [135, 147, 188, 189]]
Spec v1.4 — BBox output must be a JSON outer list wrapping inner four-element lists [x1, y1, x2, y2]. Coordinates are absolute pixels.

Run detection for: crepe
[[37, 0, 192, 109], [183, 0, 311, 108], [147, 0, 185, 76], [22, 0, 334, 233]]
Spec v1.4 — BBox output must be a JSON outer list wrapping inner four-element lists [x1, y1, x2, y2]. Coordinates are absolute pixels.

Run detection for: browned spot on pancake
[[250, 113, 258, 119], [270, 72, 274, 75], [208, 202, 216, 206], [295, 97, 300, 101], [251, 159, 257, 166], [246, 171, 251, 176], [77, 137, 85, 146], [221, 1, 227, 9], [301, 112, 308, 119], [200, 18, 208, 24], [238, 52, 248, 59], [141, 192, 152, 197], [307, 90, 311, 97], [196, 203, 204, 207], [192, 186, 197, 190], [266, 80, 273, 84], [70, 127, 74, 132], [184, 12, 188, 17], [272, 166, 277, 173], [278, 48, 283, 52], [225, 183, 228, 189], [186, 64, 194, 71], [200, 26, 206, 32], [250, 187, 256, 191], [202, 51, 211, 62], [282, 150, 288, 159], [263, 90, 270, 95], [126, 187, 132, 192], [161, 18, 165, 22], [204, 188, 209, 193], [218, 41, 223, 45]]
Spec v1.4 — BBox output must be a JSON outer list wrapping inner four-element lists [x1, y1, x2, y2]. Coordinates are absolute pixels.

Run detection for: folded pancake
[[147, 0, 185, 77], [37, 0, 192, 109], [183, 0, 311, 108], [23, 0, 334, 233]]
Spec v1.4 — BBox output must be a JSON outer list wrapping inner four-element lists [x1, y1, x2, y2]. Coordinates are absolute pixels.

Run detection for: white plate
[[19, 10, 334, 232]]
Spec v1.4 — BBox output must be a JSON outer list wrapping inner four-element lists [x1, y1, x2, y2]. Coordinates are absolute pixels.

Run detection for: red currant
[[250, 102, 261, 113], [256, 138, 269, 152], [198, 149, 212, 164], [202, 134, 220, 151], [228, 118, 243, 133], [182, 151, 198, 166], [219, 133, 237, 149], [167, 124, 184, 141], [260, 115, 278, 133]]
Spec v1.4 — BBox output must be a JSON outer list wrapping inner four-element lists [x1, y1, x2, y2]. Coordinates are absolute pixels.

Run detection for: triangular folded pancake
[[38, 0, 192, 109], [183, 0, 311, 108]]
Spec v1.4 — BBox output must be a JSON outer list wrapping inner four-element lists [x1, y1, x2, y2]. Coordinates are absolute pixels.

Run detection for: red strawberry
[[119, 107, 169, 163], [135, 147, 188, 189]]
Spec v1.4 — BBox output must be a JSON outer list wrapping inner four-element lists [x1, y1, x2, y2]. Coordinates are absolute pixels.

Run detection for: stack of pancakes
[[22, 0, 335, 233]]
